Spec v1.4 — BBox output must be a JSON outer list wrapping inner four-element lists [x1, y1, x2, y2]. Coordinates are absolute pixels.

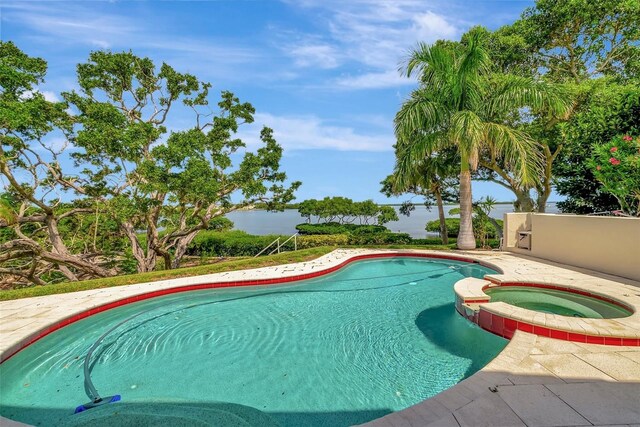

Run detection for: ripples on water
[[0, 258, 507, 427]]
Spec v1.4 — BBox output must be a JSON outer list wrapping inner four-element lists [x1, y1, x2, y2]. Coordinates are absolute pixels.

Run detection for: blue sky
[[1, 0, 545, 204]]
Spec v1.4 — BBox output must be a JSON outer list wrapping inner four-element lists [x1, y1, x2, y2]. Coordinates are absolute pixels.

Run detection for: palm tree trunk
[[514, 189, 535, 212], [435, 189, 448, 245], [458, 159, 476, 250]]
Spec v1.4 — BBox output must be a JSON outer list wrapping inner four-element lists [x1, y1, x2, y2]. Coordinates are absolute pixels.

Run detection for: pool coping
[[454, 276, 640, 346], [0, 249, 492, 363], [2, 248, 640, 427]]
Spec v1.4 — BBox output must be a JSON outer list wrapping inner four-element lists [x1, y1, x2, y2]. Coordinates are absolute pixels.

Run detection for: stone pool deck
[[1, 249, 639, 426]]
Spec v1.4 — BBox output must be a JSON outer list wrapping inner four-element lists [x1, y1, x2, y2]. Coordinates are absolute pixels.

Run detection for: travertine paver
[[504, 357, 564, 385], [573, 352, 640, 381], [529, 354, 617, 382], [496, 384, 590, 426], [1, 248, 640, 427], [620, 351, 640, 363], [362, 333, 640, 427], [449, 393, 526, 427], [546, 382, 640, 425]]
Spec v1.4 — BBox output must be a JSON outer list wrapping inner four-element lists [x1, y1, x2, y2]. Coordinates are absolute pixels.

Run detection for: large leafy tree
[[465, 26, 571, 212], [65, 51, 300, 271], [554, 80, 640, 213], [0, 42, 115, 284], [517, 0, 640, 83], [394, 32, 567, 249], [477, 0, 640, 212]]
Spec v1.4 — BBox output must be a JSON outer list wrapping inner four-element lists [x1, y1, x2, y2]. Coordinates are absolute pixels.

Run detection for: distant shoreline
[[380, 201, 560, 207]]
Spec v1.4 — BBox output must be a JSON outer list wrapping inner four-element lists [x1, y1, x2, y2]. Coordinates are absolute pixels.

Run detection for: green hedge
[[296, 222, 387, 235], [186, 229, 500, 256], [188, 231, 292, 257], [409, 237, 455, 245], [295, 222, 413, 246], [425, 218, 460, 237], [298, 234, 349, 249], [347, 232, 412, 245], [188, 230, 349, 257], [426, 218, 503, 238]]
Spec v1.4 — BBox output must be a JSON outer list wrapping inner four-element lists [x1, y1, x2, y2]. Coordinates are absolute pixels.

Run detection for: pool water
[[0, 258, 506, 427], [485, 286, 632, 319]]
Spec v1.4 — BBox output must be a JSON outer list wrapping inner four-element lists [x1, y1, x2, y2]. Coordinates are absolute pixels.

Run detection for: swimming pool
[[484, 285, 632, 319], [0, 257, 506, 427]]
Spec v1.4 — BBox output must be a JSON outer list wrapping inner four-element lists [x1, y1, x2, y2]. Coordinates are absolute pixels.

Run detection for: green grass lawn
[[0, 243, 479, 301], [0, 247, 335, 301]]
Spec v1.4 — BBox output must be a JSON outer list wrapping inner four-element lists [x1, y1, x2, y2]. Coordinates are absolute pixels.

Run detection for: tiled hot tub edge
[[454, 278, 640, 346]]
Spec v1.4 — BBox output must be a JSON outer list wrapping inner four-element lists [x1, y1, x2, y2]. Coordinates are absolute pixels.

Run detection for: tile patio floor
[[1, 249, 639, 427]]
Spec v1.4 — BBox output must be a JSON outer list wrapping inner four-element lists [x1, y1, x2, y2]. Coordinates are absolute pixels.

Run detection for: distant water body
[[226, 203, 559, 238]]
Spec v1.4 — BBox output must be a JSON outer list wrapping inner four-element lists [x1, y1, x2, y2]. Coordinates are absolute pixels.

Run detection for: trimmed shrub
[[348, 232, 412, 245], [425, 218, 460, 237], [349, 225, 390, 235], [188, 230, 348, 257], [409, 238, 454, 246], [296, 223, 346, 235], [188, 231, 294, 257], [297, 234, 349, 249], [425, 218, 503, 238], [296, 222, 387, 235]]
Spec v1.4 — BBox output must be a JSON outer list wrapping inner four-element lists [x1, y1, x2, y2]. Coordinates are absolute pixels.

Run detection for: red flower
[[596, 165, 602, 170], [609, 157, 621, 165], [610, 146, 618, 153], [622, 135, 633, 141]]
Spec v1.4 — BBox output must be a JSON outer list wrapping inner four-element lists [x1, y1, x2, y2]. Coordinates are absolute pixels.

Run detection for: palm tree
[[394, 32, 568, 249], [385, 149, 458, 244]]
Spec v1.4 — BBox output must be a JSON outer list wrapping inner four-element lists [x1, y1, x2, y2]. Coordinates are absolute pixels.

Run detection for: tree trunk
[[514, 189, 535, 212], [46, 216, 79, 281], [479, 160, 537, 213], [45, 215, 112, 279], [171, 230, 201, 269], [457, 160, 476, 250], [122, 222, 156, 272], [4, 237, 112, 280], [536, 191, 550, 213], [435, 189, 448, 245], [536, 145, 556, 213], [160, 251, 172, 270]]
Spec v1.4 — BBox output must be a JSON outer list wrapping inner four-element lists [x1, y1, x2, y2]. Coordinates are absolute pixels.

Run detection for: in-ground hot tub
[[484, 285, 633, 319]]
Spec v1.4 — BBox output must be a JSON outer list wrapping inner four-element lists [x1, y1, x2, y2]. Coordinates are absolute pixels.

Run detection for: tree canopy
[[0, 43, 300, 285], [463, 0, 639, 213], [297, 197, 398, 226], [394, 30, 568, 249]]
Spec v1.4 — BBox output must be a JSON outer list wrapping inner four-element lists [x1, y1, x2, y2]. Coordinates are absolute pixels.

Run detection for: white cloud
[[238, 112, 394, 152], [289, 43, 341, 69], [281, 0, 462, 89], [413, 12, 457, 41], [335, 70, 415, 89], [4, 2, 259, 73], [144, 39, 258, 64], [19, 90, 60, 102], [6, 3, 135, 49], [40, 91, 60, 102], [31, 136, 74, 155]]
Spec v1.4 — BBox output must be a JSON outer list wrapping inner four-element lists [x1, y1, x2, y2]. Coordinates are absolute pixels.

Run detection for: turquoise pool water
[[485, 286, 632, 319], [0, 258, 506, 426]]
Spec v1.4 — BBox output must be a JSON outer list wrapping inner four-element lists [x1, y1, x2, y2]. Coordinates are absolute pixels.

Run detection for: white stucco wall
[[503, 213, 640, 281]]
